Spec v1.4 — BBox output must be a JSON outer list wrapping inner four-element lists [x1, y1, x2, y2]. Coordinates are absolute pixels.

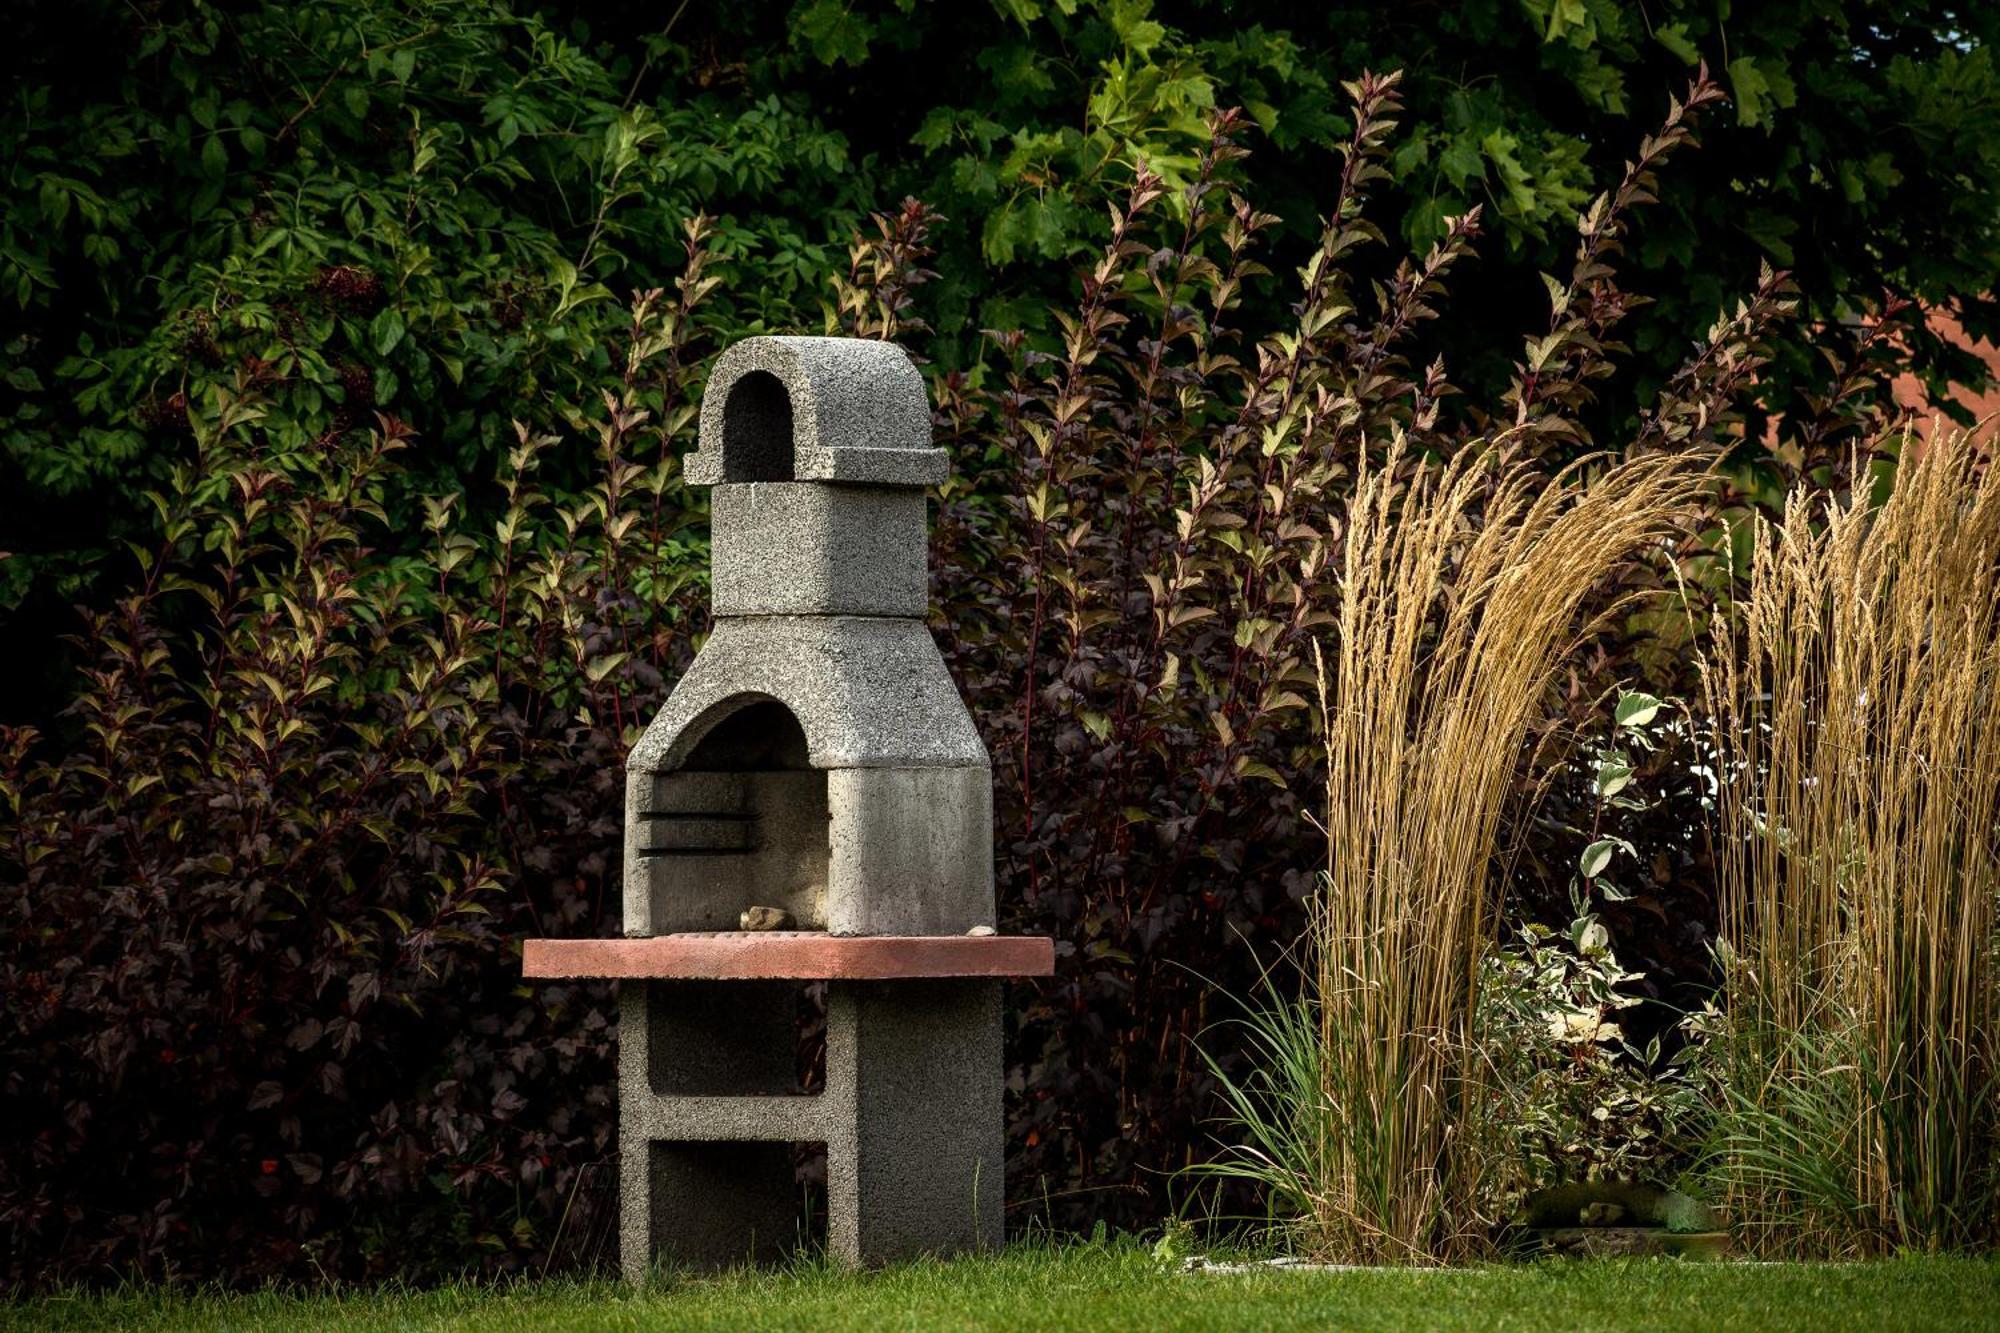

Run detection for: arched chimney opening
[[721, 370, 796, 482]]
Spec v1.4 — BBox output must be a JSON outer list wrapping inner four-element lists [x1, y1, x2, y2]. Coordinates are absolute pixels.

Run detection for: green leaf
[[1613, 691, 1663, 728], [1655, 22, 1700, 66], [1403, 196, 1450, 249], [1480, 130, 1538, 219], [912, 108, 956, 151], [584, 651, 630, 683], [370, 308, 406, 357], [1595, 761, 1633, 800], [1438, 134, 1484, 189], [1569, 55, 1627, 115], [791, 0, 875, 67], [1109, 4, 1166, 56], [1234, 757, 1288, 788], [1740, 208, 1798, 265], [1543, 0, 1589, 43], [1727, 56, 1795, 129], [1580, 838, 1618, 880], [1576, 919, 1610, 956]]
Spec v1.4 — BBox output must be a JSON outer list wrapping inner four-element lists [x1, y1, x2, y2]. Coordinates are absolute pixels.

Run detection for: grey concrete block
[[616, 978, 1002, 1275], [625, 1087, 836, 1145], [827, 767, 994, 936], [685, 337, 947, 489], [626, 616, 990, 776], [824, 980, 1003, 1263], [711, 482, 927, 618]]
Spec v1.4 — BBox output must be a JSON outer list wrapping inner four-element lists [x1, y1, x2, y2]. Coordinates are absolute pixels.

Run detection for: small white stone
[[966, 924, 996, 937]]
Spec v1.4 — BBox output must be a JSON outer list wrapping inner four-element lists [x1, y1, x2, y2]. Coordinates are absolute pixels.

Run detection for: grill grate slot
[[639, 811, 760, 856]]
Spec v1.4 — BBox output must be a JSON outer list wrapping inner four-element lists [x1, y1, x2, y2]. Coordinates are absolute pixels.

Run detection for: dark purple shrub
[[0, 228, 723, 1284]]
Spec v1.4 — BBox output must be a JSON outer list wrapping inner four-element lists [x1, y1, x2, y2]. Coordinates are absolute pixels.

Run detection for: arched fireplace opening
[[636, 697, 829, 934]]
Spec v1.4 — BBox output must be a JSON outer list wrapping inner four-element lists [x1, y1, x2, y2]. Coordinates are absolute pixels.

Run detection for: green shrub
[[0, 0, 868, 625], [681, 0, 2000, 423], [1473, 912, 1708, 1210], [14, 0, 1999, 641]]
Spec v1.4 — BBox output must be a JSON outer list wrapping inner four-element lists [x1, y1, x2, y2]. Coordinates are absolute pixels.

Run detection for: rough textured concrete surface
[[829, 980, 1005, 1262], [617, 979, 1006, 1276], [711, 482, 927, 618], [827, 766, 994, 936], [532, 334, 1048, 1279], [625, 616, 989, 775]]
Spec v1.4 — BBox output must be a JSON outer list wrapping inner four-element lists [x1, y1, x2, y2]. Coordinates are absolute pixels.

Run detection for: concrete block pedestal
[[607, 972, 1010, 1276], [521, 336, 1051, 1278], [528, 938, 1054, 1275]]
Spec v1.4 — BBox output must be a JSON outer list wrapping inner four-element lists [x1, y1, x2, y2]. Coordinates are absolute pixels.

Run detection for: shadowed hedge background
[[3, 0, 1996, 1284]]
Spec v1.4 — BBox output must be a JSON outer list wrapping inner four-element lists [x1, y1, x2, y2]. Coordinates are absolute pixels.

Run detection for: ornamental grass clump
[[1237, 446, 1697, 1263], [1191, 443, 1702, 1261], [1702, 429, 2000, 1256]]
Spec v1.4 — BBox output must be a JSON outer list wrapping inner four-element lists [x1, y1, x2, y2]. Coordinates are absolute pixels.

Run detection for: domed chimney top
[[684, 335, 946, 488]]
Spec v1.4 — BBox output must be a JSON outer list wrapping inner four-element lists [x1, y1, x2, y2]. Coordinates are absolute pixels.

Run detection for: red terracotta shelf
[[522, 932, 1055, 981]]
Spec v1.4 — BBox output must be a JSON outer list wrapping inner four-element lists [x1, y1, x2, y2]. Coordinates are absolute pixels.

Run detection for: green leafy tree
[[11, 0, 1999, 712], [0, 0, 875, 714], [576, 0, 2000, 415]]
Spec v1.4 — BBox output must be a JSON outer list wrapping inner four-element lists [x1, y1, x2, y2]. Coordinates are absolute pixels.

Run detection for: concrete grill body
[[521, 336, 1052, 1277]]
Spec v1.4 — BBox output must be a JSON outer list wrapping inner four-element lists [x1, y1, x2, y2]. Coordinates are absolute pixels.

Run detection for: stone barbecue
[[522, 336, 1052, 1278]]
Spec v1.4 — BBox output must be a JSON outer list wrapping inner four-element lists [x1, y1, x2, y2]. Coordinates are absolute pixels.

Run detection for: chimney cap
[[686, 336, 946, 488]]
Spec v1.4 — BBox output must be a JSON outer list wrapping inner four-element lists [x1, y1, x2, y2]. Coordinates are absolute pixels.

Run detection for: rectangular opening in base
[[643, 1139, 827, 1270], [647, 979, 826, 1097]]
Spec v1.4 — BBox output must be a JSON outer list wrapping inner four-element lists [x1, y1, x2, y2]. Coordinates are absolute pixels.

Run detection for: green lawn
[[10, 1244, 1999, 1332]]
